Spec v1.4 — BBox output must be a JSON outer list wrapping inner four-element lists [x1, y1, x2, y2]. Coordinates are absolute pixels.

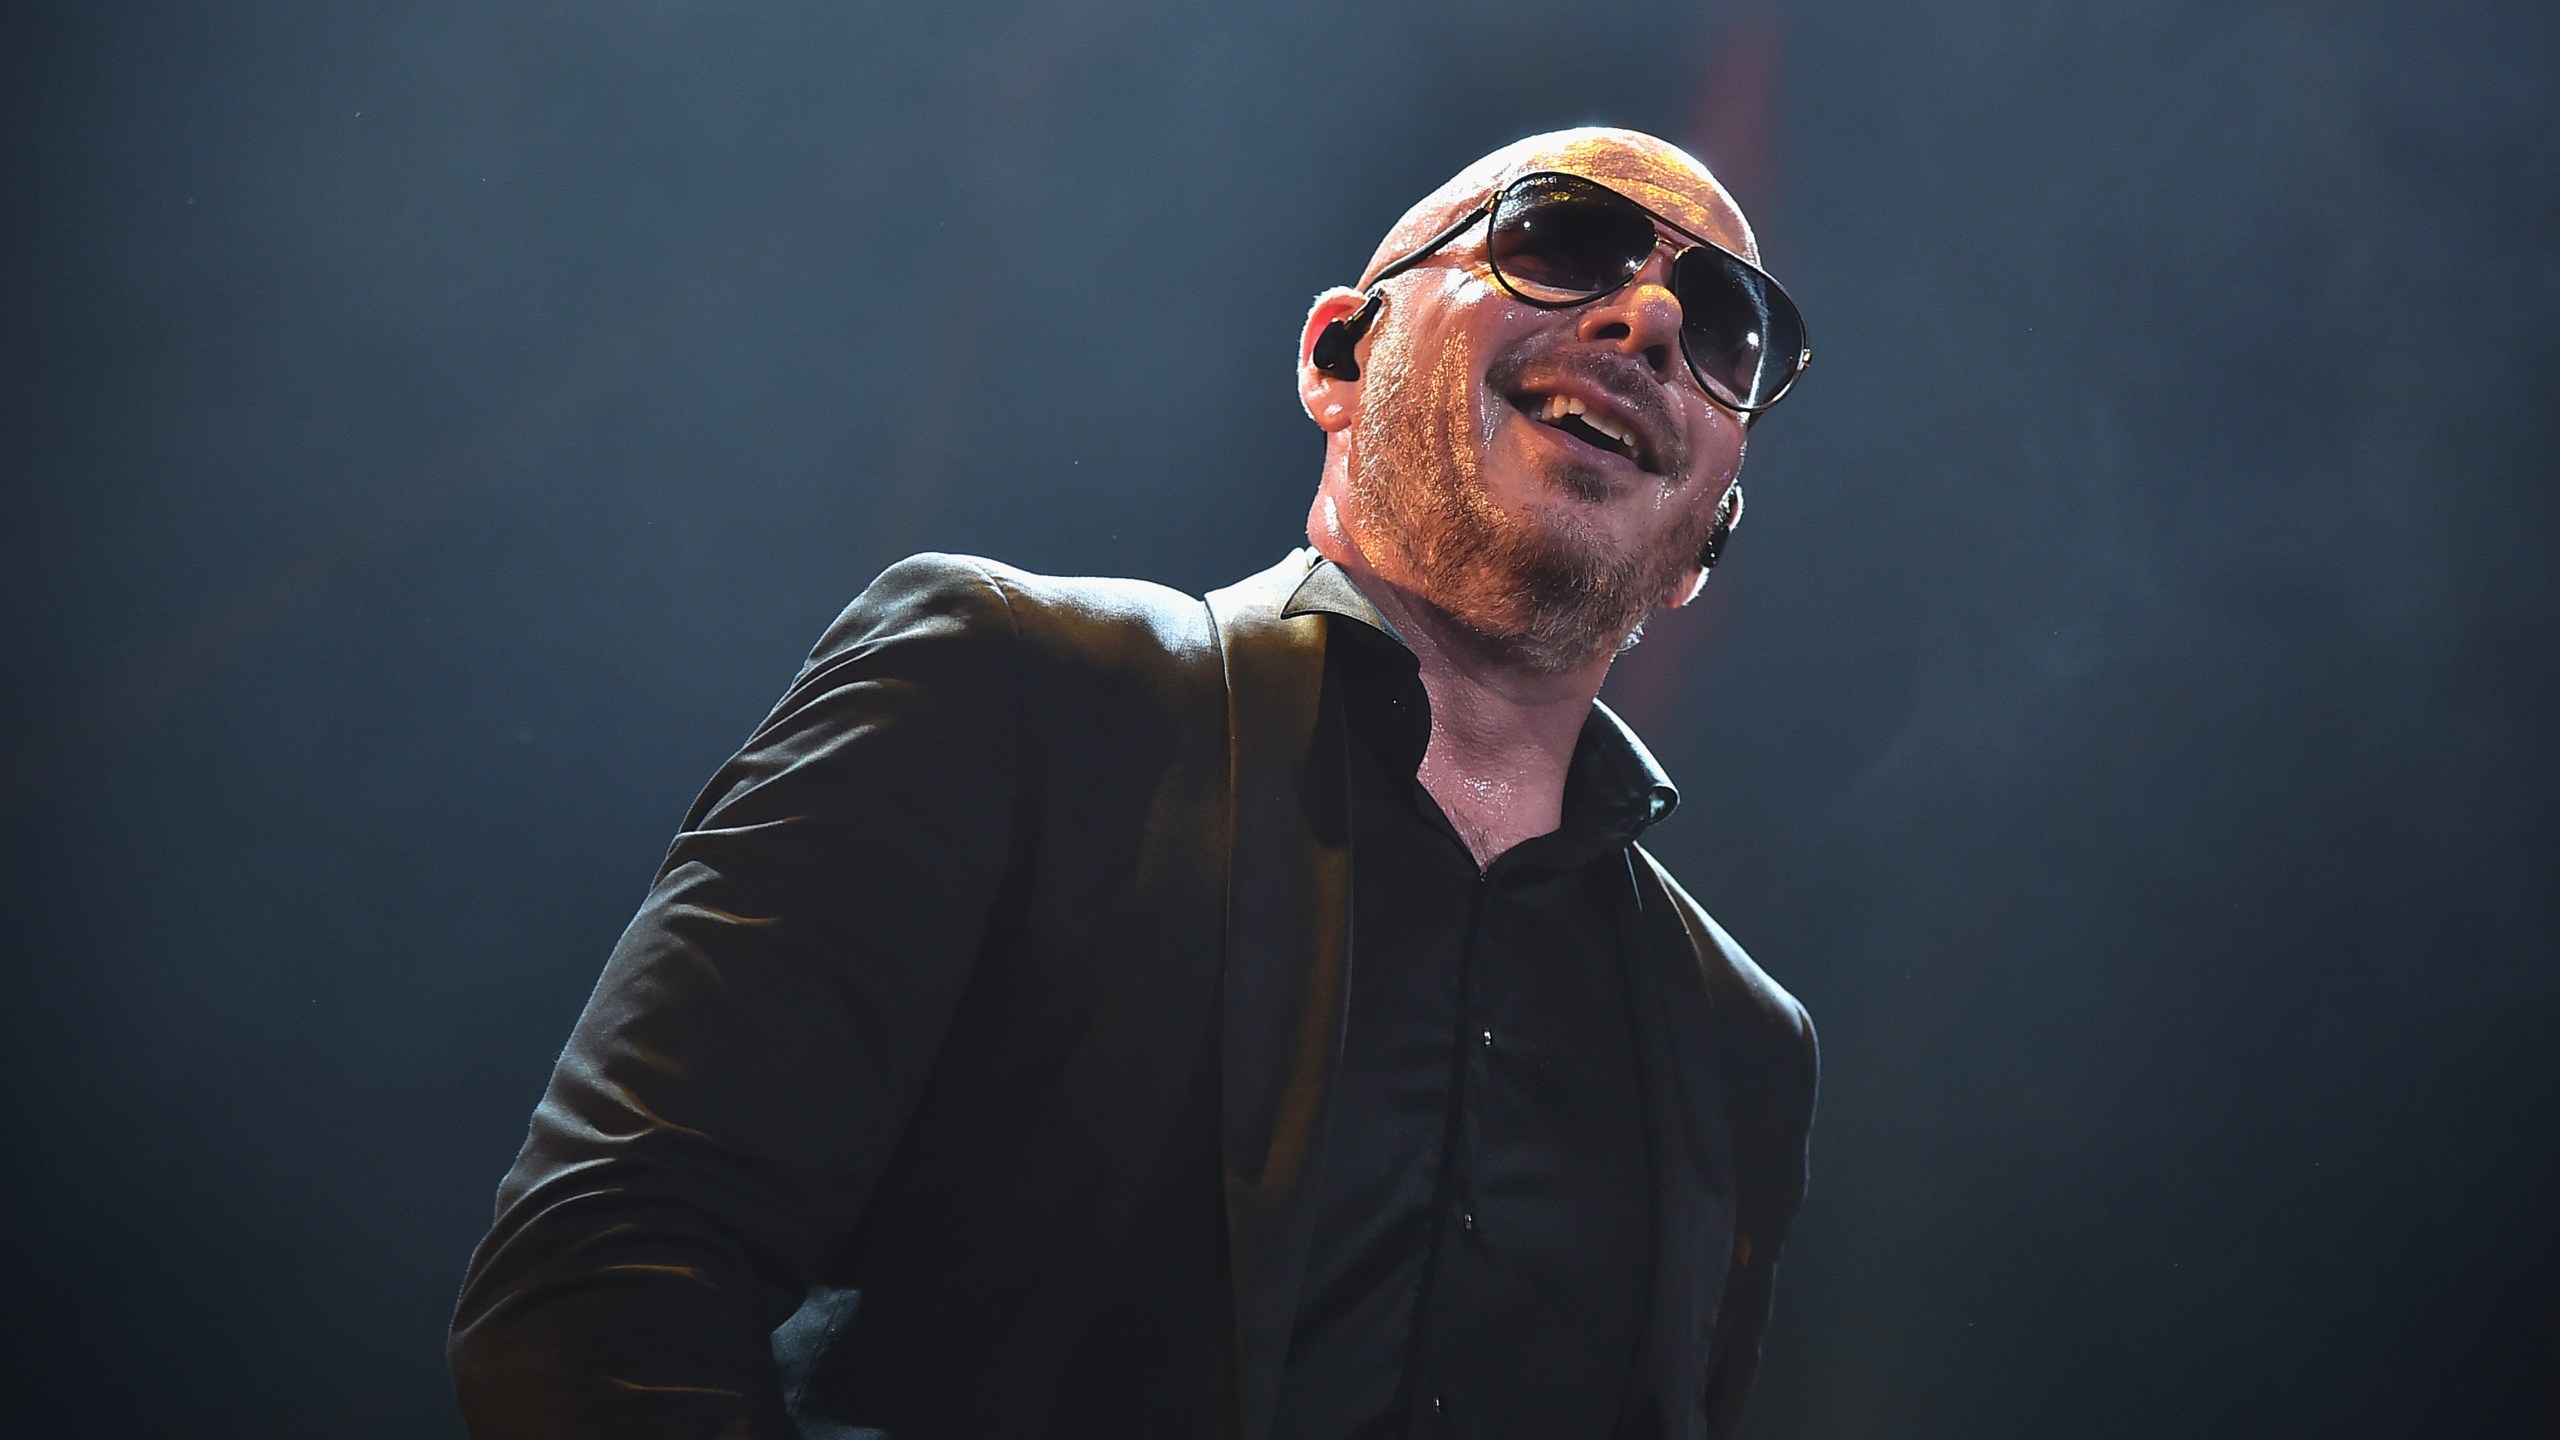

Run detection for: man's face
[[1340, 137, 1753, 673]]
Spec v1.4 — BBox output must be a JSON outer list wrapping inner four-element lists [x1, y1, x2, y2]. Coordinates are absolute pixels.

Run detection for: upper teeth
[[1540, 393, 1634, 452]]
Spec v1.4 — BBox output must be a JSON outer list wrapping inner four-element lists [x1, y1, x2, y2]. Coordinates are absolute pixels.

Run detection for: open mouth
[[1508, 389, 1660, 474]]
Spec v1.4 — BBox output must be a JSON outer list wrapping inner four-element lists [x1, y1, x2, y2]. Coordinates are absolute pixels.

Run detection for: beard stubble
[[1345, 324, 1726, 675]]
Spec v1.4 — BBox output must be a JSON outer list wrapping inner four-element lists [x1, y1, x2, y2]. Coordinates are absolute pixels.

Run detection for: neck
[[1326, 544, 1616, 869]]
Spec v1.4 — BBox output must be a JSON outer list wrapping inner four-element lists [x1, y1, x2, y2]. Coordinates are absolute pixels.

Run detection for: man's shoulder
[[1633, 847, 1816, 1082], [826, 551, 1221, 671], [850, 551, 1206, 627]]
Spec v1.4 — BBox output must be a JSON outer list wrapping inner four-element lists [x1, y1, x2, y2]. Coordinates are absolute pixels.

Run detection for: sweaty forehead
[[1359, 127, 1757, 284]]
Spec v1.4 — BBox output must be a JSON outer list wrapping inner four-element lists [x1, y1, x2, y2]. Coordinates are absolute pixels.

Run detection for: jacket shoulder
[[1638, 845, 1822, 1050], [854, 551, 1218, 673]]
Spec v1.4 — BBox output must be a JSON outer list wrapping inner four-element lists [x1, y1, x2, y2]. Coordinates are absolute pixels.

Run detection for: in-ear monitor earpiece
[[1311, 292, 1383, 382]]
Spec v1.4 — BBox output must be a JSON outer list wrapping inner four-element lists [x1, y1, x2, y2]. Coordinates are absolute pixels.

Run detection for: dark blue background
[[4, 2, 2554, 1433]]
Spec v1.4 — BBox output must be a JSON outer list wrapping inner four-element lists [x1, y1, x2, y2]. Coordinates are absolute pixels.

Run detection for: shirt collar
[[1281, 555, 1681, 843], [1281, 553, 1402, 641]]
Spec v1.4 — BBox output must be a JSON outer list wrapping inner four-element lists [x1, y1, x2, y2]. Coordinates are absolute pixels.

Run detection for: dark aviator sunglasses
[[1332, 170, 1812, 418]]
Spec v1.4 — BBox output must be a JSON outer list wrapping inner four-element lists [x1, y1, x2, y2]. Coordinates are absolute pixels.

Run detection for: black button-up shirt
[[1271, 562, 1678, 1440]]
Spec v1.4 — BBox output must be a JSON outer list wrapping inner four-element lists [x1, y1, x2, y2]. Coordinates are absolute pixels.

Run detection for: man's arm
[[450, 554, 1025, 1440], [1703, 1004, 1818, 1440]]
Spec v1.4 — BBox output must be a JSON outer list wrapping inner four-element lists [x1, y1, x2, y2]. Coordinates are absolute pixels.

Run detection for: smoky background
[[2, 1, 2554, 1435]]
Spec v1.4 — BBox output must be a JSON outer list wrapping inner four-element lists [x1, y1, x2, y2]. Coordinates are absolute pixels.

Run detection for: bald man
[[453, 128, 1817, 1440]]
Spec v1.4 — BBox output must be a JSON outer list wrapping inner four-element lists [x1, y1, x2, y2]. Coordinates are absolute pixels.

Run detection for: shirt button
[[1433, 1395, 1445, 1415], [1462, 1211, 1476, 1232], [1480, 1028, 1494, 1047]]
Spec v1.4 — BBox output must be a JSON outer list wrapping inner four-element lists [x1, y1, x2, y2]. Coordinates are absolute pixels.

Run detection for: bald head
[[1357, 127, 1757, 289]]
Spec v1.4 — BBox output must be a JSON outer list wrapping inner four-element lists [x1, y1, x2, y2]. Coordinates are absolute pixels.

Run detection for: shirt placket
[[1412, 863, 1513, 1435]]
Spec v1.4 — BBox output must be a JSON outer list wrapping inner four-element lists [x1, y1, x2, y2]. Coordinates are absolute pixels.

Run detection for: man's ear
[[1298, 287, 1369, 433]]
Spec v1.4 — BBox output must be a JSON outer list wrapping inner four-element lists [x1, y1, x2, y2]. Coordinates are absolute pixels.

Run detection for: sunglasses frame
[[1356, 169, 1812, 417]]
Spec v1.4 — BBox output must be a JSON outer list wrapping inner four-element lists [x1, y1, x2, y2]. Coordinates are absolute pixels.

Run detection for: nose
[[1574, 249, 1683, 384]]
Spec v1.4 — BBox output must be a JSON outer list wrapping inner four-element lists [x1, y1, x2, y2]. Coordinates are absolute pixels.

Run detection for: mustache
[[1484, 342, 1691, 480]]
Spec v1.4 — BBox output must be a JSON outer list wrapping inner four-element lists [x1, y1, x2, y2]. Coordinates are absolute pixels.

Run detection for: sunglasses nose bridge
[[1574, 250, 1688, 383], [1627, 237, 1683, 297]]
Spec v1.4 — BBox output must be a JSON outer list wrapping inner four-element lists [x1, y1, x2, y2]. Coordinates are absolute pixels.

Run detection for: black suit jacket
[[451, 549, 1818, 1440]]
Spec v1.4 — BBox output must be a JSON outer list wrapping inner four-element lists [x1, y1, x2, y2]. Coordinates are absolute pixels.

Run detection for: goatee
[[1346, 335, 1723, 674]]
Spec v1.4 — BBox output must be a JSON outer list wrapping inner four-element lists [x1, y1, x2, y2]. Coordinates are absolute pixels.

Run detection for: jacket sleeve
[[449, 554, 1026, 1439], [1703, 1004, 1819, 1440]]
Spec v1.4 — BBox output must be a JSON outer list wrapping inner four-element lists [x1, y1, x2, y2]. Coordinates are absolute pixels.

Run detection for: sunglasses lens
[[1475, 171, 1809, 413], [1674, 246, 1805, 412], [1487, 174, 1656, 303]]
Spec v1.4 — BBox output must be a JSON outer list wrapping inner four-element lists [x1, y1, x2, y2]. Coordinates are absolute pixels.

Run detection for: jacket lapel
[[1204, 549, 1355, 1440], [1615, 849, 1740, 1440]]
